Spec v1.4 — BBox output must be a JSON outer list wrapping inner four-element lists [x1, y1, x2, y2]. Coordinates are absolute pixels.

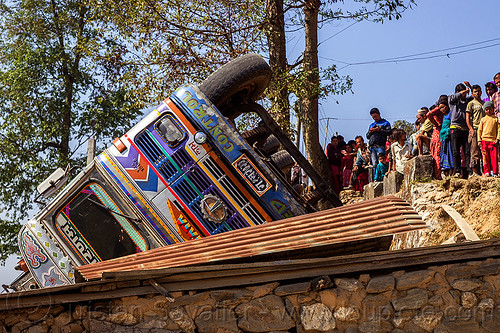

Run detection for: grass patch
[[479, 230, 500, 240]]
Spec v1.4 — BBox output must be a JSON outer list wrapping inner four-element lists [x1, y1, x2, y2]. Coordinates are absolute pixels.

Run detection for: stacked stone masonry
[[1, 257, 499, 332]]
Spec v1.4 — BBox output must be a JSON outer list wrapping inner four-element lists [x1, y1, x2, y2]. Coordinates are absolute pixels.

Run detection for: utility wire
[[319, 37, 500, 69], [355, 37, 500, 63], [319, 21, 359, 46]]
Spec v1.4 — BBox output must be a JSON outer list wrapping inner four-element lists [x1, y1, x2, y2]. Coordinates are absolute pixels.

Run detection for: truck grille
[[135, 130, 194, 184], [172, 165, 249, 234], [135, 130, 266, 233], [201, 157, 267, 226]]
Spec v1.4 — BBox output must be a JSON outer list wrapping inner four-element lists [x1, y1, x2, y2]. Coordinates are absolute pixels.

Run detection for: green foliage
[[321, 0, 415, 22], [0, 217, 21, 265], [91, 0, 268, 101], [393, 119, 417, 136], [0, 0, 144, 261]]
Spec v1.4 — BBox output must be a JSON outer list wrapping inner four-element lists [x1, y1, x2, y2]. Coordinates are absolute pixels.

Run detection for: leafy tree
[[285, 0, 414, 206], [393, 119, 417, 136], [265, 0, 291, 135], [0, 0, 143, 262], [91, 0, 268, 101], [0, 218, 21, 264]]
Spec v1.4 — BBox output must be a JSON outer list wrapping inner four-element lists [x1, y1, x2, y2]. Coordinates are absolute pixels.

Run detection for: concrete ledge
[[363, 181, 383, 200], [404, 155, 434, 185], [383, 171, 404, 195]]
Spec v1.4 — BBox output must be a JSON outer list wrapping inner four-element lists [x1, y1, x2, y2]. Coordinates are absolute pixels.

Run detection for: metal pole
[[323, 118, 330, 148], [87, 136, 96, 165], [295, 118, 301, 148]]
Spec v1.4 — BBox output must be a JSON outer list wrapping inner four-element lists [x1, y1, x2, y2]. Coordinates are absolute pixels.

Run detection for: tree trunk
[[302, 0, 333, 206], [266, 0, 291, 135]]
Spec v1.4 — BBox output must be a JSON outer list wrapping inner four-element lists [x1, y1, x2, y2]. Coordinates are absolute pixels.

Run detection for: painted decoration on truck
[[270, 199, 294, 219], [20, 227, 70, 288], [166, 199, 201, 241], [22, 232, 48, 268], [98, 152, 180, 245], [172, 86, 304, 221], [115, 143, 162, 196], [178, 90, 235, 153], [56, 213, 100, 264], [232, 155, 271, 197], [55, 182, 147, 263], [41, 266, 67, 288]]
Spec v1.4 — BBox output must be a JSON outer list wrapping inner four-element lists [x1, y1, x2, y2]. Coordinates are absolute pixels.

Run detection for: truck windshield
[[54, 182, 146, 263]]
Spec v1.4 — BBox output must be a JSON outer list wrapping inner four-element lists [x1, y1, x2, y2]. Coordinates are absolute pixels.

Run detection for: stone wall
[[2, 257, 499, 333]]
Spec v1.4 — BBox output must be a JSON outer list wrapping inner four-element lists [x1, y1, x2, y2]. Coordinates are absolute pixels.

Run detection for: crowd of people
[[325, 72, 500, 195]]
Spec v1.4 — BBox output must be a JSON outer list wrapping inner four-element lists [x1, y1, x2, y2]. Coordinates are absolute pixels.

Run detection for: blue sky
[[1, 0, 499, 287]]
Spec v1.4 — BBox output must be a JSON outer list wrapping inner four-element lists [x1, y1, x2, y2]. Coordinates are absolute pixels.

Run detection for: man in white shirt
[[391, 129, 412, 174]]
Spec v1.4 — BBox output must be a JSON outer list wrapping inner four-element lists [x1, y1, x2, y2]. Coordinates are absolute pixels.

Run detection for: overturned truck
[[9, 54, 345, 291]]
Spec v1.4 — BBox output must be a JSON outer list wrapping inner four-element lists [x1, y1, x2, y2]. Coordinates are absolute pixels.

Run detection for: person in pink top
[[492, 73, 500, 175], [483, 81, 497, 102], [427, 95, 448, 179], [493, 73, 500, 117], [340, 144, 355, 189]]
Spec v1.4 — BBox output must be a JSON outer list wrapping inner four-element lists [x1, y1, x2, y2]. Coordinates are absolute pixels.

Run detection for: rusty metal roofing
[[78, 196, 426, 281]]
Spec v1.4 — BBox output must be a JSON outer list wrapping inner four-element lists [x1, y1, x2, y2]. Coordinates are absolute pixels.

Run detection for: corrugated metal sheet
[[78, 196, 426, 281]]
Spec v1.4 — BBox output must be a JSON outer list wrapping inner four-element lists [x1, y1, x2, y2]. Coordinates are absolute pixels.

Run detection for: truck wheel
[[270, 150, 295, 173], [240, 122, 270, 145], [303, 189, 322, 205], [258, 135, 280, 155], [198, 53, 271, 119]]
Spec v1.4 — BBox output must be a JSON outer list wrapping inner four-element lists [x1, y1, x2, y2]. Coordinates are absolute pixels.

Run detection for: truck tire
[[270, 150, 295, 173], [303, 189, 322, 205], [258, 135, 280, 155], [240, 122, 270, 145], [198, 53, 271, 119]]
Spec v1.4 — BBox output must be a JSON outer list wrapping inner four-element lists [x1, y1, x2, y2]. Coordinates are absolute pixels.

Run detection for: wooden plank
[[442, 205, 480, 241], [152, 242, 500, 287], [0, 285, 157, 311], [103, 238, 500, 282]]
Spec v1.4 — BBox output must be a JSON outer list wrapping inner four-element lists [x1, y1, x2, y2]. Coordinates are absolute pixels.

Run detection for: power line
[[357, 37, 500, 63], [319, 37, 500, 69], [347, 42, 500, 66], [319, 21, 359, 46]]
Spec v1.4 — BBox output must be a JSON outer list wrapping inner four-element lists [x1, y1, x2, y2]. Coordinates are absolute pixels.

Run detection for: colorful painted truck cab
[[10, 54, 340, 291]]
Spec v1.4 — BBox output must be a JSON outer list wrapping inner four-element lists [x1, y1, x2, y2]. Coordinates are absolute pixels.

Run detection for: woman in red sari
[[427, 96, 448, 179]]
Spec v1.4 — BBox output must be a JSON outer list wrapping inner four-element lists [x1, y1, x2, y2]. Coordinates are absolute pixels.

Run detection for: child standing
[[348, 136, 370, 192], [391, 129, 412, 174], [341, 144, 355, 189], [385, 129, 398, 174], [477, 101, 500, 177], [374, 153, 389, 181], [427, 100, 446, 179]]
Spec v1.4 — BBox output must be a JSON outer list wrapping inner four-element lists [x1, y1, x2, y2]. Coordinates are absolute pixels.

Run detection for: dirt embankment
[[402, 177, 500, 246], [341, 177, 500, 248]]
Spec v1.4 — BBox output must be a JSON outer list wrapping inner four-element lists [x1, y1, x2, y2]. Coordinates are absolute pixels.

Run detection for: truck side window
[[54, 183, 146, 263], [156, 115, 186, 147]]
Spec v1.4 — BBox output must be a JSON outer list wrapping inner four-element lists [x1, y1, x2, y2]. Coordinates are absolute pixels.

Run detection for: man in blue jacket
[[366, 108, 392, 177]]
